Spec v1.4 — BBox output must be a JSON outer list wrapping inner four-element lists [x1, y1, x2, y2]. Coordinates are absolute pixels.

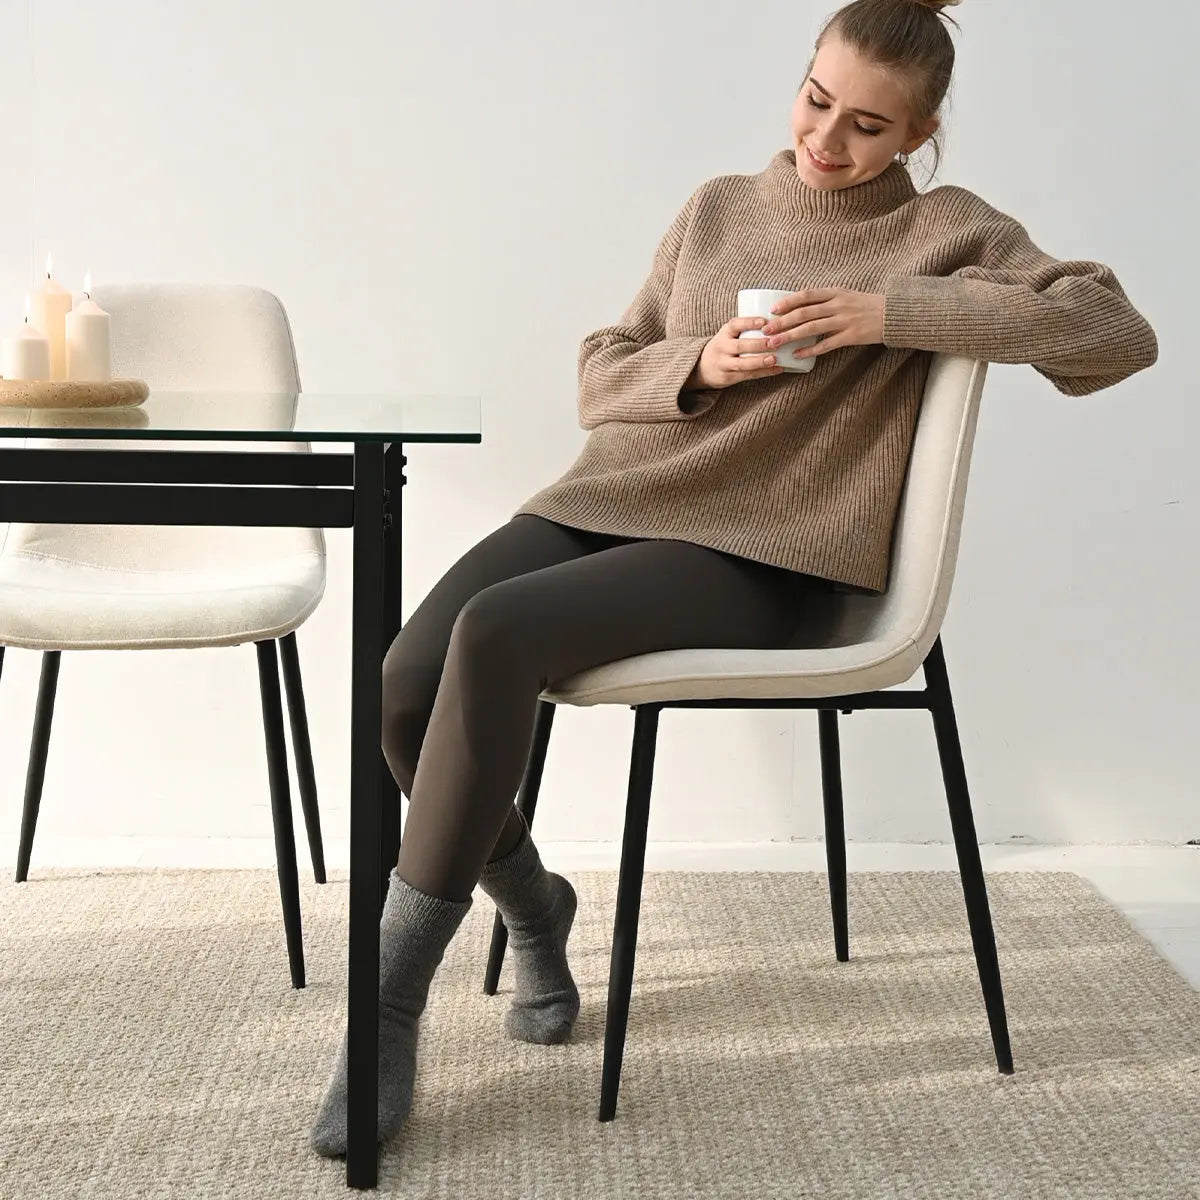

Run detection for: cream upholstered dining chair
[[480, 353, 1010, 1120], [0, 283, 327, 989]]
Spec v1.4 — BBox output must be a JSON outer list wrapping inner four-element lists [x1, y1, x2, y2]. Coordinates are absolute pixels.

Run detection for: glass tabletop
[[0, 391, 481, 443]]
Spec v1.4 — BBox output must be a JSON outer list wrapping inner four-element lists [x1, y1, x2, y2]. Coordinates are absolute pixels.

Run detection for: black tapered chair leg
[[15, 651, 61, 883], [278, 631, 326, 884], [818, 708, 850, 962], [483, 698, 556, 995], [599, 703, 660, 1124], [923, 635, 1013, 1074], [255, 639, 306, 989]]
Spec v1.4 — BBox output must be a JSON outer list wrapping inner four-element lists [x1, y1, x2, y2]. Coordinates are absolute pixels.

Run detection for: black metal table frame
[[0, 441, 403, 1189]]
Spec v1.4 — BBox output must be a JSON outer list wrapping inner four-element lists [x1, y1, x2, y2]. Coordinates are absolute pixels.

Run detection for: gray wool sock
[[478, 810, 580, 1044], [309, 870, 472, 1158]]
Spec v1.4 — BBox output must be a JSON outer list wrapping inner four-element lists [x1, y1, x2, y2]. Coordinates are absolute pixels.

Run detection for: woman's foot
[[503, 871, 580, 1044], [478, 813, 581, 1043], [310, 872, 473, 1157]]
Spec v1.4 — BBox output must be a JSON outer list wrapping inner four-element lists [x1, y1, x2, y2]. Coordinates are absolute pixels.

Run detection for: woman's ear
[[904, 114, 940, 155]]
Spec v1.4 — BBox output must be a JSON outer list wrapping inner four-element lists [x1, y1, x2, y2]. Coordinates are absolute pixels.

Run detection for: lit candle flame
[[45, 253, 53, 280], [83, 270, 92, 298], [24, 294, 31, 322]]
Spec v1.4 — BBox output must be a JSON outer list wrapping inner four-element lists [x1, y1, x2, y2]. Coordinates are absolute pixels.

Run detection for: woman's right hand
[[684, 317, 788, 391]]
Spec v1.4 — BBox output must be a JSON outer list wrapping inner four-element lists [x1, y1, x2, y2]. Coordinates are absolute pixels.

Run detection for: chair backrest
[[91, 283, 302, 392], [795, 354, 989, 666], [1, 282, 324, 576]]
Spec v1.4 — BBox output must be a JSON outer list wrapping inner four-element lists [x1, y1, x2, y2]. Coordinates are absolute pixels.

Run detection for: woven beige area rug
[[1, 868, 1197, 1199]]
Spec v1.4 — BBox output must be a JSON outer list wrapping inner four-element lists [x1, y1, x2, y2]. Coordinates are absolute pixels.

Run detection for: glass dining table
[[0, 389, 482, 1190]]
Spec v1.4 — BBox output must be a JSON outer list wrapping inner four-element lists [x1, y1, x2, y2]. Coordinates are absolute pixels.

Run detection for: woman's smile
[[803, 143, 848, 172]]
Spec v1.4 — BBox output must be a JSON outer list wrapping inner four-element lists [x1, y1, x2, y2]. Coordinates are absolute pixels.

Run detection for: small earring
[[898, 150, 910, 166]]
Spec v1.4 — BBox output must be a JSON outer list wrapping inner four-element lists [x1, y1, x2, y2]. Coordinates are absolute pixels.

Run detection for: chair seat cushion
[[0, 537, 325, 650], [541, 636, 926, 706]]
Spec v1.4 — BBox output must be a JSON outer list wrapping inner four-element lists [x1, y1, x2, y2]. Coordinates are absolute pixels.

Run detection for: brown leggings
[[384, 514, 825, 903]]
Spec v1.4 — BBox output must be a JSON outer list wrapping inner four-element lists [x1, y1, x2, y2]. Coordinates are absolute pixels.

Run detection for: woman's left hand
[[759, 289, 886, 360]]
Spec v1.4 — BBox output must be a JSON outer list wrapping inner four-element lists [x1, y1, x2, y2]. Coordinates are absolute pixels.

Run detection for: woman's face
[[791, 35, 937, 190]]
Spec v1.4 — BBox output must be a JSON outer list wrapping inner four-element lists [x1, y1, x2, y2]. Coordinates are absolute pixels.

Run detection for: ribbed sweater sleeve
[[576, 189, 716, 429], [881, 217, 1159, 396]]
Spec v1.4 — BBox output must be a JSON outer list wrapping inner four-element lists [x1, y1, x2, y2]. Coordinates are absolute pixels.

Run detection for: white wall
[[0, 0, 1195, 856]]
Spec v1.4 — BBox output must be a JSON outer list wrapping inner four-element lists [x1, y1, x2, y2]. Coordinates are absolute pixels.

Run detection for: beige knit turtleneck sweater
[[513, 149, 1158, 593]]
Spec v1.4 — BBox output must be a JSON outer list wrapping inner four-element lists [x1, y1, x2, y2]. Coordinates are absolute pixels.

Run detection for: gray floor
[[26, 836, 1200, 991]]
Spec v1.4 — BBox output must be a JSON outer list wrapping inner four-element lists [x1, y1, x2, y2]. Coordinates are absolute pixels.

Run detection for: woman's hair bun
[[913, 0, 962, 9]]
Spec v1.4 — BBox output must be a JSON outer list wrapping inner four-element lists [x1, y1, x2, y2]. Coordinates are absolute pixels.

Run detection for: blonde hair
[[806, 0, 962, 181]]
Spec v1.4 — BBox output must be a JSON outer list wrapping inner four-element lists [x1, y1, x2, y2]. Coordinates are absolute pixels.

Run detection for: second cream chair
[[0, 283, 327, 989]]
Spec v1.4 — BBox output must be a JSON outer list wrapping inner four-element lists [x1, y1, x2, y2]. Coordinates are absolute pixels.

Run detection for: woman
[[311, 0, 1158, 1156]]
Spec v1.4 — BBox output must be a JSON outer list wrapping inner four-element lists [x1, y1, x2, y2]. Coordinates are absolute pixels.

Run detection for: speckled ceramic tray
[[0, 379, 149, 408]]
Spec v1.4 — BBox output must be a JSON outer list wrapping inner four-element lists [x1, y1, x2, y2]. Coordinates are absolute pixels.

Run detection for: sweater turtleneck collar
[[761, 149, 916, 221]]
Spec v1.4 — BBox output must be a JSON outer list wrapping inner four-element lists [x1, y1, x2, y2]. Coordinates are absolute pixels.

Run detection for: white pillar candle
[[66, 272, 111, 382], [1, 296, 52, 380], [30, 253, 73, 381]]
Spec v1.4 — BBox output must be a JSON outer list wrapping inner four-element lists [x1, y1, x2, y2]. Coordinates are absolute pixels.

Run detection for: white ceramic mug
[[736, 288, 818, 373]]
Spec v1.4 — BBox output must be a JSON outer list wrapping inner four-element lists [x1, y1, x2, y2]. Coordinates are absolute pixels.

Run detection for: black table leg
[[379, 444, 405, 912], [347, 442, 385, 1189]]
